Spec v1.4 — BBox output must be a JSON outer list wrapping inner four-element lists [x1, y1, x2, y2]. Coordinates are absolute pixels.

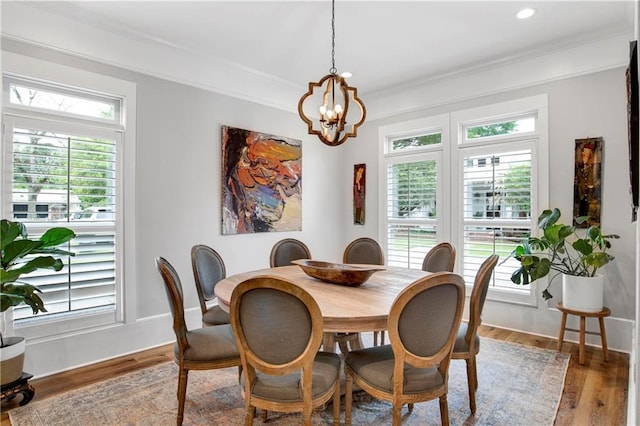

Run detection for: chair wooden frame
[[452, 254, 499, 414], [230, 276, 340, 426], [191, 244, 229, 326], [422, 241, 456, 273], [345, 272, 465, 426], [155, 257, 241, 426], [269, 238, 312, 267]]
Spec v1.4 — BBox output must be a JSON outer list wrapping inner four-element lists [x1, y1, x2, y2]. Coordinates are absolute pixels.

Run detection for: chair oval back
[[387, 272, 465, 367], [155, 257, 188, 351], [230, 276, 323, 374], [191, 244, 226, 313], [270, 238, 312, 267], [421, 242, 456, 272], [342, 237, 384, 265], [465, 254, 499, 343]]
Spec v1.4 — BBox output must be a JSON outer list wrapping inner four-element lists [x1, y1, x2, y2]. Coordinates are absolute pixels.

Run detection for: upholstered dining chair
[[155, 257, 241, 426], [230, 276, 341, 426], [342, 237, 385, 346], [269, 238, 312, 267], [452, 254, 499, 415], [191, 244, 230, 326], [344, 272, 465, 426], [342, 237, 384, 265], [422, 242, 456, 273]]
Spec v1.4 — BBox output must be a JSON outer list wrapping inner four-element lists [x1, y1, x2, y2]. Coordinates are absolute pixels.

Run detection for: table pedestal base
[[323, 332, 364, 354]]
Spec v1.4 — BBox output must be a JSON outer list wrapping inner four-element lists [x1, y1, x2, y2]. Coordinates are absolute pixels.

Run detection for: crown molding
[[0, 1, 303, 113], [365, 32, 632, 121], [1, 2, 632, 121]]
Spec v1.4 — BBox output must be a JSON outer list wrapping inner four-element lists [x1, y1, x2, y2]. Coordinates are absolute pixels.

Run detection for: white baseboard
[[23, 307, 203, 378]]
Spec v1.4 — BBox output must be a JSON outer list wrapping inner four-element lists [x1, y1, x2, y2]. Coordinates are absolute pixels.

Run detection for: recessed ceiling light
[[517, 8, 536, 19]]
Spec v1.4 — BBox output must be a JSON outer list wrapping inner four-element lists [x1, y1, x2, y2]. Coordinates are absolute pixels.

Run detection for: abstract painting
[[353, 163, 366, 224], [573, 137, 603, 228], [222, 126, 302, 234]]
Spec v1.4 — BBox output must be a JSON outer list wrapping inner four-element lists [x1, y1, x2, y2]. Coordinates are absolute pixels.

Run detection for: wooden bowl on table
[[291, 259, 385, 286]]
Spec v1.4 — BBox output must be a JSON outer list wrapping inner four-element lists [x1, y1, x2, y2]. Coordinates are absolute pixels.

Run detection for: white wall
[[348, 66, 635, 352], [2, 39, 346, 376]]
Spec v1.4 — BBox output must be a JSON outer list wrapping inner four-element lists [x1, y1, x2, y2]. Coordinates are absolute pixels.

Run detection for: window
[[386, 158, 440, 268], [381, 96, 548, 304], [7, 118, 119, 322], [390, 131, 442, 152], [8, 78, 118, 122], [460, 148, 534, 295], [464, 116, 536, 141], [380, 115, 450, 269], [453, 96, 548, 304], [2, 53, 137, 337]]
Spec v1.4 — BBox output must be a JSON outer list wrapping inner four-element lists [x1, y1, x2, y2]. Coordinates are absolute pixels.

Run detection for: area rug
[[8, 338, 569, 426]]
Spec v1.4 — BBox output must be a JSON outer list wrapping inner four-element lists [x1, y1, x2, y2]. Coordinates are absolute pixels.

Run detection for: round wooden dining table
[[214, 264, 431, 351]]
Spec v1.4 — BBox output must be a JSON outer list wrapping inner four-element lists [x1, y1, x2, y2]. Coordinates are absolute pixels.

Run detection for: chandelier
[[298, 0, 366, 146]]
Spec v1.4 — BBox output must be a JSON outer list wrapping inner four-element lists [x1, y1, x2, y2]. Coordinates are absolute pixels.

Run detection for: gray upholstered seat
[[422, 242, 456, 273], [344, 272, 465, 426], [230, 276, 341, 426], [155, 256, 241, 426], [269, 238, 312, 267], [452, 254, 499, 414], [191, 244, 230, 326], [242, 352, 340, 402], [178, 326, 238, 361]]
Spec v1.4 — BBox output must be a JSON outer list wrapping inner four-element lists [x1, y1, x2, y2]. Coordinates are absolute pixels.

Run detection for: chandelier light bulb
[[334, 104, 343, 114], [319, 105, 327, 114]]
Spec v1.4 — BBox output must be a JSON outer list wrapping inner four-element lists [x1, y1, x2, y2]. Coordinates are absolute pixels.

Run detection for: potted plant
[[508, 208, 619, 312], [1, 219, 75, 385]]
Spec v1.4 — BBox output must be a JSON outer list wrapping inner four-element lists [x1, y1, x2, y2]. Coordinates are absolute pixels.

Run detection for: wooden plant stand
[[556, 302, 610, 365], [1, 372, 35, 406]]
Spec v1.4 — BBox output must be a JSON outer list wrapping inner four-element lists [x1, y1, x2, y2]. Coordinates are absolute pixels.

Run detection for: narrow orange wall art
[[222, 126, 302, 234], [354, 163, 366, 224]]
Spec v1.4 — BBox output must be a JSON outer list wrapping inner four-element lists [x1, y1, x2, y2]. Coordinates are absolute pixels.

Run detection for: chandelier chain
[[330, 0, 336, 75]]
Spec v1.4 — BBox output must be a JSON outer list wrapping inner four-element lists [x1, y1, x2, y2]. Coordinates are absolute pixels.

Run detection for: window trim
[[1, 51, 137, 338], [379, 114, 452, 265], [451, 94, 549, 306], [4, 114, 122, 333]]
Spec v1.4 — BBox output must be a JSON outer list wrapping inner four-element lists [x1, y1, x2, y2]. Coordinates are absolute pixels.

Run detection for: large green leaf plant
[[1, 219, 75, 316], [508, 208, 619, 300]]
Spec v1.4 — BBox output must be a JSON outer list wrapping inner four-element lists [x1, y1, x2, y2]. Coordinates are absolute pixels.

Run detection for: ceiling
[[11, 1, 635, 98]]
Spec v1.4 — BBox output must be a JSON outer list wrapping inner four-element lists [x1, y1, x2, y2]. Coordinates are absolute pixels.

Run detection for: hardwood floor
[[1, 325, 629, 425], [481, 325, 629, 425]]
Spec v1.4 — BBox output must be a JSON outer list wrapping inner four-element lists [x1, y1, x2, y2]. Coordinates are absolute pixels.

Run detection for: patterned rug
[[8, 338, 569, 426]]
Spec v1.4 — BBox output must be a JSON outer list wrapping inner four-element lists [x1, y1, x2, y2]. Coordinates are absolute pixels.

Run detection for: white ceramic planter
[[562, 274, 604, 313], [0, 336, 26, 385]]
